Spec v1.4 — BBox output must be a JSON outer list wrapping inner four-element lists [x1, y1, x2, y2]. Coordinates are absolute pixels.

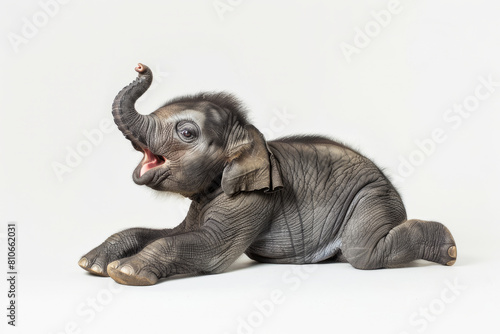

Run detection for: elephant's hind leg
[[341, 192, 457, 269]]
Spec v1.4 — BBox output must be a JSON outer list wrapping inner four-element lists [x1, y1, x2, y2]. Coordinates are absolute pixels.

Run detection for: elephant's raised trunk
[[112, 63, 156, 147]]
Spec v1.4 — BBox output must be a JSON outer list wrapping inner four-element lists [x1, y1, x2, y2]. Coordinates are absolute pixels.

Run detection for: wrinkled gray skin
[[79, 64, 457, 286]]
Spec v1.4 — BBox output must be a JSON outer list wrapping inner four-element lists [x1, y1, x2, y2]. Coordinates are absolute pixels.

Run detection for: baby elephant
[[79, 64, 457, 285]]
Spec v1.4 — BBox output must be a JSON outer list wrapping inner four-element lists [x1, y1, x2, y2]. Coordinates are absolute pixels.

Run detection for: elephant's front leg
[[107, 220, 257, 286], [79, 227, 180, 277]]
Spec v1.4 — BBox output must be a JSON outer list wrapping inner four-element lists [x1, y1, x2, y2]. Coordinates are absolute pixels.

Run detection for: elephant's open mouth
[[132, 146, 171, 187], [139, 148, 167, 177]]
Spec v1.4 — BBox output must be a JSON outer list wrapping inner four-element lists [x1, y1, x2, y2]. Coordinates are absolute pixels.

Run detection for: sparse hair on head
[[162, 92, 250, 126]]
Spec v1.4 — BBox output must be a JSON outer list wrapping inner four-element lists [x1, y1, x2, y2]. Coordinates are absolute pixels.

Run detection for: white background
[[1, 1, 499, 333]]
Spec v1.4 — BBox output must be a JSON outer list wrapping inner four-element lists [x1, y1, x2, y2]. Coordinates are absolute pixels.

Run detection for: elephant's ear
[[222, 124, 283, 196]]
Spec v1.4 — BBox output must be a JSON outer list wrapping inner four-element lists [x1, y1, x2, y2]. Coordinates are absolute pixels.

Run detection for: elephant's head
[[112, 63, 283, 198]]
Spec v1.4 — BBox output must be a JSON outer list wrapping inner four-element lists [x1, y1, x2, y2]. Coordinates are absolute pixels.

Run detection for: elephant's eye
[[181, 129, 192, 138], [177, 121, 198, 143]]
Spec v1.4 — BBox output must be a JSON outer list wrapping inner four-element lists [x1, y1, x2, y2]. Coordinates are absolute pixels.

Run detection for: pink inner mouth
[[139, 148, 166, 177]]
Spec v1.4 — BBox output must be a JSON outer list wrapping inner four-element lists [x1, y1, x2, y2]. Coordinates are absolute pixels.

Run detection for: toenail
[[108, 261, 119, 269], [448, 246, 457, 258], [120, 265, 134, 275], [91, 264, 102, 273], [78, 258, 89, 267]]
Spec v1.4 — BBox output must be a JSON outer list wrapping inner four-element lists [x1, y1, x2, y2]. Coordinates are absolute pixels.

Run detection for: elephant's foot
[[422, 223, 457, 266], [343, 217, 458, 269], [79, 228, 169, 278], [107, 258, 159, 286], [79, 233, 134, 277]]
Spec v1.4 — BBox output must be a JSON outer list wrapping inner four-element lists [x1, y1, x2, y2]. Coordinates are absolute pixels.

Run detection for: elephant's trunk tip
[[135, 63, 147, 74]]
